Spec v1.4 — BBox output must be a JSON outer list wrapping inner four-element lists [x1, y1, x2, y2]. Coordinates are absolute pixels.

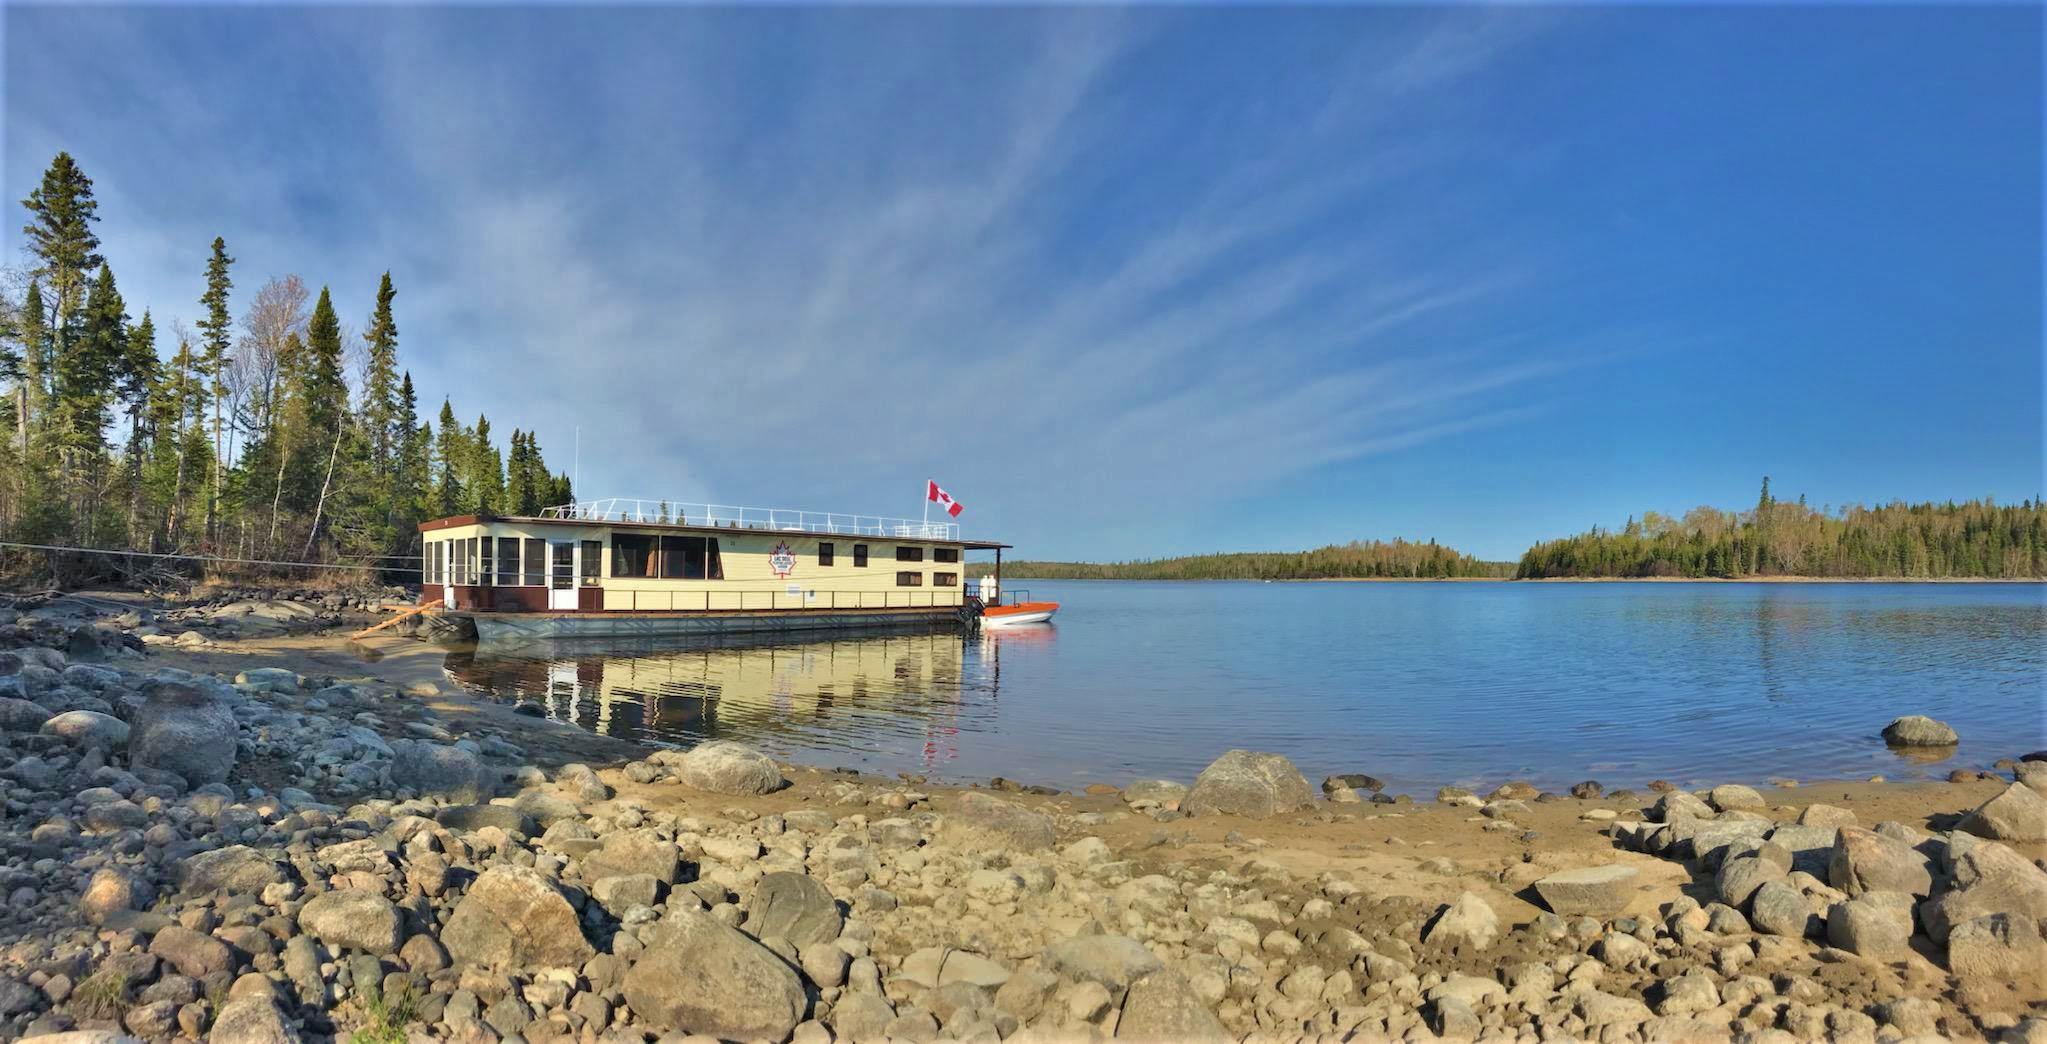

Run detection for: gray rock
[[150, 925, 234, 980], [0, 698, 54, 733], [1749, 880, 1820, 937], [176, 846, 287, 895], [1533, 865, 1639, 917], [434, 805, 536, 836], [941, 792, 1056, 851], [80, 867, 152, 925], [1650, 790, 1714, 822], [1948, 913, 2047, 1007], [1717, 854, 1787, 908], [0, 975, 39, 1017], [621, 909, 806, 1041], [208, 994, 299, 1043], [389, 740, 487, 802], [1113, 967, 1229, 1040], [1121, 779, 1189, 807], [554, 762, 611, 802], [590, 874, 662, 917], [745, 872, 843, 946], [1882, 715, 1958, 747], [1922, 839, 2047, 942], [1825, 892, 1915, 960], [297, 889, 402, 956], [668, 740, 784, 795], [1040, 935, 1163, 993], [130, 681, 236, 786], [40, 710, 128, 750], [442, 865, 593, 968], [581, 830, 681, 883], [1958, 782, 2047, 843], [1424, 892, 1500, 950], [1181, 750, 1316, 819], [1709, 784, 1765, 811], [1829, 826, 1934, 898]]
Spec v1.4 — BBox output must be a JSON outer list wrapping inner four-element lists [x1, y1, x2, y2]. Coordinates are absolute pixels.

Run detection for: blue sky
[[4, 5, 2039, 561]]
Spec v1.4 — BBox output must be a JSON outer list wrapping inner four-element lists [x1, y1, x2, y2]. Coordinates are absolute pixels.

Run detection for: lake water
[[438, 581, 2047, 793]]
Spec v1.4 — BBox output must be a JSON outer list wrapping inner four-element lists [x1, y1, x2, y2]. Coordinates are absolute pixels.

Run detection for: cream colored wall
[[421, 521, 965, 610], [583, 632, 964, 733]]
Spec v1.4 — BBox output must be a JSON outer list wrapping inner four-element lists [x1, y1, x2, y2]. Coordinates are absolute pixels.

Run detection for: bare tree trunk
[[209, 388, 222, 547], [302, 419, 345, 561]]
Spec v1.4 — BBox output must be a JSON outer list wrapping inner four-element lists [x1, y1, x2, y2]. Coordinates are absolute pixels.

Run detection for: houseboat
[[418, 499, 1014, 644]]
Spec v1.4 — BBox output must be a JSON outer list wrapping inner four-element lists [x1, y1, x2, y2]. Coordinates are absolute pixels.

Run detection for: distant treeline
[[1516, 481, 2046, 579], [977, 539, 1514, 581]]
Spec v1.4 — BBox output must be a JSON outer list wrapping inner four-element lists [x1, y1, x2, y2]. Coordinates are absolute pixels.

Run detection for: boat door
[[548, 540, 579, 610], [440, 543, 454, 609]]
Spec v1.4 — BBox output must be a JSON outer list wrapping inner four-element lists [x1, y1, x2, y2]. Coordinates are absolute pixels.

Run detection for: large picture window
[[523, 538, 545, 586], [896, 546, 924, 562], [613, 534, 657, 577], [660, 535, 710, 579]]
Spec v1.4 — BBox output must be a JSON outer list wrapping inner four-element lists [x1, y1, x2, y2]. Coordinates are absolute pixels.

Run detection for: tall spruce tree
[[434, 400, 463, 516], [361, 272, 399, 481], [198, 236, 234, 544]]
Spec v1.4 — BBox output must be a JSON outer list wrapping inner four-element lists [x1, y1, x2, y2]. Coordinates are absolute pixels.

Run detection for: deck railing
[[539, 500, 960, 541]]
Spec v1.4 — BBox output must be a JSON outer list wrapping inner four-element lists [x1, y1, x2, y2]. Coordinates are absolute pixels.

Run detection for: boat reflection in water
[[439, 625, 1045, 774]]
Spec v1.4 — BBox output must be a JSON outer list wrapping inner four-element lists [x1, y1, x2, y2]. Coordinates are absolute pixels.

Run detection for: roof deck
[[518, 499, 1006, 548]]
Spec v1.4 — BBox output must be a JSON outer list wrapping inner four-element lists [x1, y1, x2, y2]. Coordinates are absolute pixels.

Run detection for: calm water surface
[[439, 582, 2047, 792]]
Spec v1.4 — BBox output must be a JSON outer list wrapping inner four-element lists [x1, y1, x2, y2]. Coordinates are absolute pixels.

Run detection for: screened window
[[896, 571, 923, 587], [464, 537, 479, 585], [818, 542, 834, 567], [613, 534, 657, 578], [933, 548, 960, 563], [581, 541, 603, 580], [853, 544, 868, 567], [523, 538, 545, 586], [935, 572, 958, 587], [480, 537, 494, 585], [896, 546, 924, 562], [495, 538, 519, 587], [422, 541, 435, 584]]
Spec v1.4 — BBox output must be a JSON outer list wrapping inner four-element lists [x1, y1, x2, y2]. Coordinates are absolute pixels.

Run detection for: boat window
[[613, 533, 657, 577], [818, 542, 834, 567], [524, 539, 545, 585], [896, 571, 924, 587], [896, 546, 924, 562], [660, 535, 711, 580], [934, 548, 960, 563], [421, 541, 434, 585], [495, 537, 519, 587], [480, 537, 494, 585], [853, 544, 868, 567], [707, 539, 723, 580], [581, 541, 602, 580], [935, 572, 958, 587]]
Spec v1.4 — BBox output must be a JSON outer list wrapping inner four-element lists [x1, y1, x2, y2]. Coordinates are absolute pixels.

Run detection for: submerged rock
[[1882, 715, 1958, 747]]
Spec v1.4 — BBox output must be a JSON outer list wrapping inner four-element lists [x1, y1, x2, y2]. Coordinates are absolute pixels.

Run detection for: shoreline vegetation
[[979, 485, 2046, 584], [1, 591, 2043, 1042]]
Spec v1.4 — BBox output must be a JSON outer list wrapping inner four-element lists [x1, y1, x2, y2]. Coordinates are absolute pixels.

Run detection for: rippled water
[[438, 581, 2047, 792]]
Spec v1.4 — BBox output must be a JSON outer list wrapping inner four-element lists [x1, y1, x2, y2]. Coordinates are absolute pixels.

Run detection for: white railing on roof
[[539, 500, 961, 541]]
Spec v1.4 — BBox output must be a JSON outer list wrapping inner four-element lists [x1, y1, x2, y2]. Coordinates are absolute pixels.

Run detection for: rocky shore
[[0, 591, 2041, 1043]]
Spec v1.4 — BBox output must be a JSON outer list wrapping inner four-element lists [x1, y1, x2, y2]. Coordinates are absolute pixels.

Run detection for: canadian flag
[[927, 480, 964, 517]]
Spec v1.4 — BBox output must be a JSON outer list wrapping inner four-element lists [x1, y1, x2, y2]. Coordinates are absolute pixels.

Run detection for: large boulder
[[1533, 865, 1640, 917], [1948, 913, 2047, 1009], [1181, 750, 1316, 819], [40, 710, 128, 750], [177, 846, 287, 896], [1922, 839, 2047, 942], [130, 681, 237, 786], [297, 889, 402, 956], [744, 872, 842, 946], [621, 910, 806, 1040], [441, 865, 592, 968], [941, 792, 1056, 851], [1957, 783, 2047, 843], [1882, 715, 1958, 747], [1829, 826, 1934, 898], [1423, 893, 1499, 950], [1116, 968, 1230, 1041], [1825, 892, 1915, 960], [389, 740, 487, 802], [667, 740, 784, 795]]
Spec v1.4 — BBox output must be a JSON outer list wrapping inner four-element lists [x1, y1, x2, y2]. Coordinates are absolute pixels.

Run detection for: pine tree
[[198, 237, 234, 544], [361, 272, 399, 482], [434, 400, 463, 516], [119, 310, 157, 532], [20, 153, 102, 348]]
